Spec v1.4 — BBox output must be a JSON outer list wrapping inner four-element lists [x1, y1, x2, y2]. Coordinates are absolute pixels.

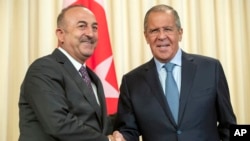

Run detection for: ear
[[144, 31, 150, 44], [178, 28, 183, 41], [56, 28, 65, 44]]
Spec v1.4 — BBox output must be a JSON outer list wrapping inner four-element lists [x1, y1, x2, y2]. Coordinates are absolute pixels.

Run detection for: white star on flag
[[94, 56, 118, 98]]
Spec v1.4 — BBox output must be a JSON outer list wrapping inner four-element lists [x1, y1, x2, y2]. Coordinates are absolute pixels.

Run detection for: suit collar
[[143, 59, 178, 125], [52, 49, 104, 125], [57, 47, 83, 71], [178, 51, 197, 125], [146, 51, 197, 126], [52, 48, 69, 64]]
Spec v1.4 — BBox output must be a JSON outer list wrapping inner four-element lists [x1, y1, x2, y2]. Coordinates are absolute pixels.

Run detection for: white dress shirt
[[58, 47, 100, 105]]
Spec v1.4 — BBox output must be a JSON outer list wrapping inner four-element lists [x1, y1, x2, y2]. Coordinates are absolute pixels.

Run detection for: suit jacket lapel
[[144, 59, 176, 125], [178, 52, 197, 124], [52, 49, 103, 124], [87, 67, 106, 114], [145, 53, 197, 126]]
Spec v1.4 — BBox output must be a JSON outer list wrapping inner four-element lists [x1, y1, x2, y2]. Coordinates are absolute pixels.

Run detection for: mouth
[[157, 43, 170, 47], [79, 40, 95, 49], [80, 37, 97, 44], [81, 40, 94, 44]]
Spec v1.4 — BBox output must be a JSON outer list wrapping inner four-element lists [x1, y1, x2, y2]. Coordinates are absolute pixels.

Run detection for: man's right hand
[[113, 131, 126, 141]]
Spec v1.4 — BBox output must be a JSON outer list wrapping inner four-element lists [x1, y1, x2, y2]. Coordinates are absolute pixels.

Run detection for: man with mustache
[[19, 5, 115, 141]]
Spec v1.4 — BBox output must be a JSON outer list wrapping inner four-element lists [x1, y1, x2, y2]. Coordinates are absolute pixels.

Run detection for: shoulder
[[28, 49, 68, 70], [183, 51, 220, 65], [25, 51, 65, 80], [125, 59, 155, 76], [29, 54, 57, 71], [182, 51, 225, 74]]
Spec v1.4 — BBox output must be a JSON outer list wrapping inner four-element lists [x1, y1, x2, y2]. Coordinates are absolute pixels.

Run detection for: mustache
[[80, 36, 97, 44]]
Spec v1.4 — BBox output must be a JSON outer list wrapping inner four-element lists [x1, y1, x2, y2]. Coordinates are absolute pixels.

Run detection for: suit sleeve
[[216, 61, 236, 141], [114, 76, 140, 141]]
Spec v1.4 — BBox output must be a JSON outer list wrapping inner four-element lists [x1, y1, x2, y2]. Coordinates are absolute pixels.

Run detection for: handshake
[[107, 131, 126, 141]]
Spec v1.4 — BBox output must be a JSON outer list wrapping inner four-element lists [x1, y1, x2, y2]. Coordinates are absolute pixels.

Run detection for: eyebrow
[[77, 21, 98, 26]]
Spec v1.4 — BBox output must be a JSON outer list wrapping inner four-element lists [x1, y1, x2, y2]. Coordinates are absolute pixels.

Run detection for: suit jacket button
[[176, 130, 182, 135]]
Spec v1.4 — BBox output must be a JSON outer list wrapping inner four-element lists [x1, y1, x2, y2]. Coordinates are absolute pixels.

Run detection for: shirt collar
[[58, 47, 85, 71], [154, 48, 182, 72]]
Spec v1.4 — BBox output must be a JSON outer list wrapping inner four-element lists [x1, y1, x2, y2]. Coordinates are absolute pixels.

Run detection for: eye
[[78, 24, 87, 29], [149, 28, 159, 34], [92, 25, 98, 32], [164, 28, 173, 32]]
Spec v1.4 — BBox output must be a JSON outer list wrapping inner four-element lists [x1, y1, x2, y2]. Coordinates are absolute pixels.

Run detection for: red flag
[[63, 0, 119, 115]]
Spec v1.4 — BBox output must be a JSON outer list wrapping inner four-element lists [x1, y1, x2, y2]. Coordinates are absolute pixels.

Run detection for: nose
[[85, 26, 95, 37], [157, 30, 167, 40]]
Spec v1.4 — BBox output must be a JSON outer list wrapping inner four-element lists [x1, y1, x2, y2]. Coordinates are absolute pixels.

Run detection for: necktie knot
[[165, 63, 175, 72], [79, 66, 91, 84]]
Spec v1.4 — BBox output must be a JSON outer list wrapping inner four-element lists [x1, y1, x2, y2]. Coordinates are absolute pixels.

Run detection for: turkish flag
[[63, 0, 119, 115]]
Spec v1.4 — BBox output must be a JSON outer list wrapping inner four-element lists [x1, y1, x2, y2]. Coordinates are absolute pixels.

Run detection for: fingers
[[113, 131, 126, 141], [108, 131, 126, 141]]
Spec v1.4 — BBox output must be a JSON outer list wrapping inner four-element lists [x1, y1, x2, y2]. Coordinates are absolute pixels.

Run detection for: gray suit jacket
[[115, 51, 236, 141], [19, 49, 112, 141]]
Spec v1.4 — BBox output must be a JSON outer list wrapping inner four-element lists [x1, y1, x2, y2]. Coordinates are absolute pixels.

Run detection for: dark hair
[[144, 4, 181, 31], [57, 4, 85, 28]]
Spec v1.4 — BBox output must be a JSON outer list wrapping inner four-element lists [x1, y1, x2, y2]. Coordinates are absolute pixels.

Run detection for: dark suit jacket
[[19, 49, 112, 141], [115, 51, 236, 141]]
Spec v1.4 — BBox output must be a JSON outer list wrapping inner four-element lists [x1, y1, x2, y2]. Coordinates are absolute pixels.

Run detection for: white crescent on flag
[[63, 0, 119, 115]]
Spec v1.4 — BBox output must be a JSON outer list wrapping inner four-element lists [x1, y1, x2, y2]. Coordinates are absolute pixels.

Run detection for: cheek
[[146, 37, 157, 45], [168, 35, 180, 44], [144, 35, 152, 44]]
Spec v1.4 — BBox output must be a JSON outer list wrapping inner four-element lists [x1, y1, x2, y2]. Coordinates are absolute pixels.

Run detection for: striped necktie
[[79, 66, 100, 105]]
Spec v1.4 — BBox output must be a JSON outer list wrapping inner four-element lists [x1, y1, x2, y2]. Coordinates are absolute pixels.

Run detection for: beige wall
[[0, 0, 249, 141]]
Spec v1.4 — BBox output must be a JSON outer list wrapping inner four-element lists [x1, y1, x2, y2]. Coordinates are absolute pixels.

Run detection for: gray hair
[[144, 4, 181, 31]]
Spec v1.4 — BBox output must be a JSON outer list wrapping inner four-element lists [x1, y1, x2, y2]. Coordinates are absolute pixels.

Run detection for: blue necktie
[[165, 63, 179, 123]]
